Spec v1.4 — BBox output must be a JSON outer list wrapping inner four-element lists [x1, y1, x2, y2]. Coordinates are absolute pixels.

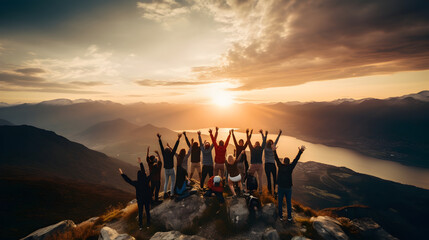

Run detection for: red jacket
[[207, 176, 223, 193], [210, 132, 230, 164]]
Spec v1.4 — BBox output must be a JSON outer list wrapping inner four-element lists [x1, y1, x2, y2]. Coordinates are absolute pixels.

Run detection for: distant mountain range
[[0, 90, 427, 167]]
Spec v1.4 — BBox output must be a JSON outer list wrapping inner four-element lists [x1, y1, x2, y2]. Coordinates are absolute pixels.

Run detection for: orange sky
[[1, 0, 428, 104]]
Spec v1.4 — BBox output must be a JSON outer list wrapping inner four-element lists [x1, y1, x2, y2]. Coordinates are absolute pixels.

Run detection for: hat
[[213, 176, 221, 183]]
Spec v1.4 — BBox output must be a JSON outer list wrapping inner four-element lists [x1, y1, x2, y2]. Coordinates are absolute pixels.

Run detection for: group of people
[[118, 127, 306, 230]]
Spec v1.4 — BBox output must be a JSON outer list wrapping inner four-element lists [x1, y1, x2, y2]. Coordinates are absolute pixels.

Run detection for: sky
[[0, 0, 428, 105]]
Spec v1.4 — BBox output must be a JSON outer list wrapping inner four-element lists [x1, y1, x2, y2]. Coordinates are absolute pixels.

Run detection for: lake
[[176, 128, 429, 190]]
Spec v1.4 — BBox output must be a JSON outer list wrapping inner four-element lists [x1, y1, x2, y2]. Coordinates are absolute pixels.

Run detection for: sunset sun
[[212, 91, 234, 107]]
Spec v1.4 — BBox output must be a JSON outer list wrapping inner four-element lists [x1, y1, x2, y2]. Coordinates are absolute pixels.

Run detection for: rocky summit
[[20, 190, 400, 240]]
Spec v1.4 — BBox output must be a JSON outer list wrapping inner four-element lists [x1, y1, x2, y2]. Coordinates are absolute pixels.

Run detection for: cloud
[[135, 79, 212, 86], [184, 0, 429, 90], [14, 68, 45, 75], [71, 81, 109, 86], [137, 0, 192, 22]]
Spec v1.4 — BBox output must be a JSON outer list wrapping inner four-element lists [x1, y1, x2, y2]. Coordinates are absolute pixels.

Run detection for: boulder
[[98, 226, 135, 240], [150, 194, 207, 231], [351, 218, 399, 240], [226, 197, 249, 229], [263, 227, 280, 240], [261, 203, 277, 224], [21, 220, 76, 240], [291, 237, 311, 240], [312, 216, 349, 240], [150, 231, 206, 240]]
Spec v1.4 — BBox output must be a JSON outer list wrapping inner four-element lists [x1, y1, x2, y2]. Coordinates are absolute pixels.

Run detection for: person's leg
[[170, 169, 176, 195], [272, 165, 277, 194], [137, 200, 143, 228], [277, 188, 285, 219], [144, 200, 151, 226], [190, 163, 195, 180], [151, 182, 156, 200], [198, 163, 202, 182], [154, 181, 160, 201], [228, 178, 236, 196], [201, 165, 207, 188], [285, 188, 292, 220], [257, 164, 263, 193], [208, 166, 213, 177], [265, 163, 272, 193], [220, 165, 225, 178], [163, 169, 169, 194]]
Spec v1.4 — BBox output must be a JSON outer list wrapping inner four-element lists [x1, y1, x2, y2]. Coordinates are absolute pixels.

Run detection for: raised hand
[[154, 150, 160, 155], [118, 168, 123, 174], [259, 129, 263, 134], [265, 130, 268, 135], [246, 128, 249, 134], [191, 138, 194, 143], [279, 129, 283, 134], [208, 129, 213, 134], [250, 129, 253, 135], [157, 133, 161, 139], [178, 133, 182, 139], [215, 126, 219, 132], [137, 157, 142, 163], [231, 129, 234, 133], [298, 145, 306, 152], [183, 131, 187, 135], [229, 129, 232, 135], [197, 130, 201, 135]]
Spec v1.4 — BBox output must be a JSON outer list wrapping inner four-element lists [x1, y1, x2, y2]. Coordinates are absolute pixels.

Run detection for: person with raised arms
[[210, 127, 231, 178], [247, 129, 267, 194], [198, 130, 215, 189], [146, 146, 162, 202], [183, 131, 202, 183], [231, 129, 250, 184], [119, 157, 151, 230], [264, 129, 282, 196], [273, 144, 306, 222], [157, 133, 181, 198]]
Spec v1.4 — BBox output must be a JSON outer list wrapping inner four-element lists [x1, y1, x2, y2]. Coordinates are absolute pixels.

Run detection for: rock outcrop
[[262, 227, 280, 240], [150, 231, 206, 240], [150, 194, 207, 231], [226, 197, 249, 229], [99, 226, 135, 240], [312, 216, 349, 240], [261, 203, 277, 225], [21, 220, 76, 240], [351, 218, 399, 240]]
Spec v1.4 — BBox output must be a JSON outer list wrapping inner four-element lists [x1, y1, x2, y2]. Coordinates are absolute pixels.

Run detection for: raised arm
[[260, 130, 267, 148], [275, 129, 282, 145], [232, 129, 238, 147], [273, 149, 282, 166], [209, 129, 218, 148], [138, 157, 145, 173], [214, 126, 219, 141], [224, 130, 231, 147], [183, 131, 191, 148], [172, 133, 182, 155], [119, 168, 136, 186], [198, 131, 204, 150], [146, 146, 150, 164], [236, 150, 245, 163], [290, 145, 306, 169], [157, 133, 164, 153], [247, 129, 254, 150]]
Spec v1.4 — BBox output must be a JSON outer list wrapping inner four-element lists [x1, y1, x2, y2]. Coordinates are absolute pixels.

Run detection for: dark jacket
[[185, 135, 201, 163], [147, 156, 162, 182], [175, 165, 188, 190], [274, 150, 303, 188], [159, 138, 179, 169], [232, 133, 248, 163], [121, 163, 151, 201], [248, 133, 267, 164]]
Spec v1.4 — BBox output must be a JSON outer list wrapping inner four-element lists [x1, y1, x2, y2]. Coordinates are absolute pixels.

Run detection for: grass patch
[[259, 188, 276, 204], [45, 222, 101, 240], [292, 200, 317, 217], [98, 204, 125, 223]]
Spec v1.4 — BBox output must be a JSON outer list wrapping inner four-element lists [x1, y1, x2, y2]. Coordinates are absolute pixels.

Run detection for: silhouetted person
[[210, 127, 231, 177], [146, 147, 162, 202], [119, 158, 151, 230], [225, 152, 245, 197], [174, 146, 191, 172], [198, 130, 215, 188], [246, 171, 258, 194], [204, 175, 225, 203], [264, 129, 282, 195], [231, 129, 249, 184], [273, 144, 306, 222], [183, 132, 202, 182], [174, 156, 190, 201], [247, 129, 267, 194], [157, 133, 181, 198]]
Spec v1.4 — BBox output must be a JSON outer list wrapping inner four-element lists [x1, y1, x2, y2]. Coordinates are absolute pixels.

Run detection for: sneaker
[[287, 217, 293, 222], [279, 217, 284, 221], [139, 227, 143, 231]]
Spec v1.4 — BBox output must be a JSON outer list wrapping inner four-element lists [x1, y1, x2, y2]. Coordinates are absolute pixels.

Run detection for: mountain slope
[[74, 118, 139, 144], [0, 125, 138, 191], [0, 118, 13, 125]]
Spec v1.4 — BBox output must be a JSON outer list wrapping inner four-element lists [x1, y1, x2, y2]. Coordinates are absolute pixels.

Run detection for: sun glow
[[212, 91, 234, 107]]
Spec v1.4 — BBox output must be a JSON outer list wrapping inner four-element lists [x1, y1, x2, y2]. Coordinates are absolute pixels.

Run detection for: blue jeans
[[278, 187, 292, 219], [164, 168, 175, 194], [175, 182, 190, 200]]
